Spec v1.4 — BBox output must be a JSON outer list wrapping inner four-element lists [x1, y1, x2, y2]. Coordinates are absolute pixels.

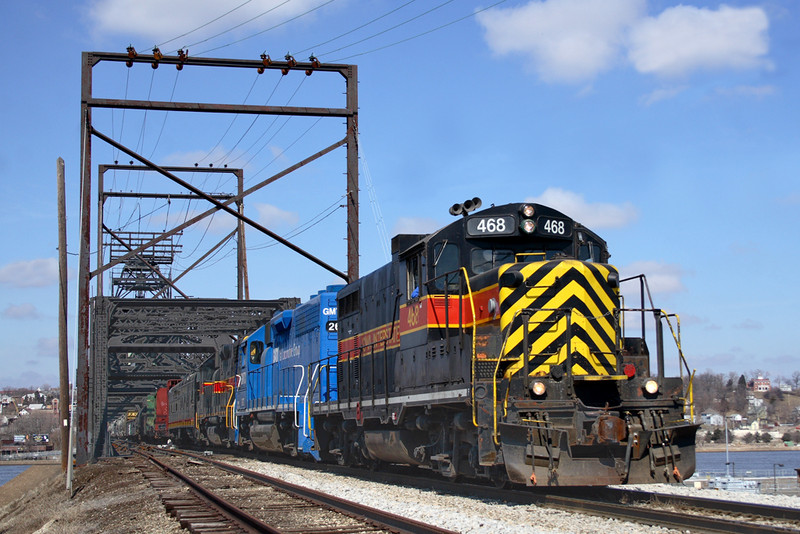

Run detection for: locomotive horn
[[449, 203, 463, 216], [462, 197, 482, 213]]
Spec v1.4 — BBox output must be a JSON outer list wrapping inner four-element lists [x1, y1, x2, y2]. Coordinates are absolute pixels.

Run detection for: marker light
[[532, 381, 546, 396], [644, 379, 659, 395], [521, 219, 536, 234], [521, 204, 535, 218], [623, 364, 636, 378]]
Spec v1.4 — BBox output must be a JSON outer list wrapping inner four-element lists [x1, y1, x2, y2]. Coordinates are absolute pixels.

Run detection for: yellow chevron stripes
[[498, 260, 619, 378]]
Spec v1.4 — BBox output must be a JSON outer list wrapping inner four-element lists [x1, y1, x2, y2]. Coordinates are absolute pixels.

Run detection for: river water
[[0, 465, 30, 487], [693, 449, 800, 479]]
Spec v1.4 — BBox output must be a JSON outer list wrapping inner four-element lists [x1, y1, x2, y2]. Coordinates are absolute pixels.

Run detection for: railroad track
[[126, 443, 800, 533], [364, 467, 800, 533], [130, 445, 456, 534]]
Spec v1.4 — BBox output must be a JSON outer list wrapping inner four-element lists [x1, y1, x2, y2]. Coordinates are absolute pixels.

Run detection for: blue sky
[[1, 0, 798, 388]]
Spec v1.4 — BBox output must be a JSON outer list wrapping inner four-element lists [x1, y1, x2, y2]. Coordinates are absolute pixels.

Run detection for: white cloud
[[478, 1, 770, 84], [3, 303, 40, 320], [628, 5, 770, 77], [392, 217, 441, 236], [639, 85, 686, 106], [88, 0, 322, 44], [525, 188, 638, 229], [254, 203, 299, 228], [478, 0, 645, 83], [0, 258, 59, 288], [619, 260, 686, 294]]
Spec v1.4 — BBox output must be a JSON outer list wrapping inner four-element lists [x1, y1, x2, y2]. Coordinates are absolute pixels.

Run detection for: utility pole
[[57, 157, 70, 472]]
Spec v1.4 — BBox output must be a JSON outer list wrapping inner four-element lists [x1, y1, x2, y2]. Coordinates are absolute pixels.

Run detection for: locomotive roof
[[392, 201, 604, 258]]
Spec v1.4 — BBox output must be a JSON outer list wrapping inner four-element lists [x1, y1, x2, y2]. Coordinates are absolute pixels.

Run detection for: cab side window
[[432, 242, 460, 291], [406, 254, 421, 299], [249, 341, 264, 364]]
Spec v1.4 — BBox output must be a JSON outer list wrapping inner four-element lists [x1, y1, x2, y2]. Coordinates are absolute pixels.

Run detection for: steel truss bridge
[[88, 297, 299, 458]]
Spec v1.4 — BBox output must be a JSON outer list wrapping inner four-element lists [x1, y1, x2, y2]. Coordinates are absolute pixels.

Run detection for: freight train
[[166, 199, 698, 486]]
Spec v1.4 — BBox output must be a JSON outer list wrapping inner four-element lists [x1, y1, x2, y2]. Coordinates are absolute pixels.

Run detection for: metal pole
[[774, 463, 784, 493], [57, 157, 70, 472], [346, 64, 359, 281], [76, 52, 93, 464], [656, 311, 664, 380], [236, 169, 249, 299], [66, 384, 76, 495]]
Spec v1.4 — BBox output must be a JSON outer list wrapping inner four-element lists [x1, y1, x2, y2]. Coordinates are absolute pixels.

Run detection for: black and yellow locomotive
[[311, 199, 697, 486]]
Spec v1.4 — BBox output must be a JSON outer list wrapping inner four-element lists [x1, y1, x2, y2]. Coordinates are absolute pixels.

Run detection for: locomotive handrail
[[453, 267, 478, 428], [492, 306, 531, 443], [291, 365, 305, 429], [618, 303, 694, 416], [303, 363, 320, 438], [619, 275, 693, 380]]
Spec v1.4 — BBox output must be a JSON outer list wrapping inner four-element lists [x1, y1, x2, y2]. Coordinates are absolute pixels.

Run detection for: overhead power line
[[295, 0, 418, 56], [329, 0, 510, 62], [157, 0, 257, 50], [195, 0, 338, 56], [318, 0, 456, 58]]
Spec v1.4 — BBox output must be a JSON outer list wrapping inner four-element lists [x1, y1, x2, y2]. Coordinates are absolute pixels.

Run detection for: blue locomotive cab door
[[243, 325, 270, 412]]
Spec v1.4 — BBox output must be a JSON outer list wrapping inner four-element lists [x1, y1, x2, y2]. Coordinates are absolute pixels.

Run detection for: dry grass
[[0, 458, 182, 533]]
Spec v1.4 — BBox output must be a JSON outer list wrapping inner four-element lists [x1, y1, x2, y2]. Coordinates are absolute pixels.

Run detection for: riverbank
[[697, 443, 800, 453], [0, 459, 60, 466], [0, 458, 181, 533], [0, 464, 61, 508]]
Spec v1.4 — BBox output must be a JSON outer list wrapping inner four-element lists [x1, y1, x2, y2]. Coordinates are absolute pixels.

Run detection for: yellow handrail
[[453, 268, 477, 428], [491, 308, 521, 444], [659, 312, 694, 420]]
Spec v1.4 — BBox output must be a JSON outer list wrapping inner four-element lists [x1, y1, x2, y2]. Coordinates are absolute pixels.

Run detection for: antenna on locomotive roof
[[449, 197, 482, 217]]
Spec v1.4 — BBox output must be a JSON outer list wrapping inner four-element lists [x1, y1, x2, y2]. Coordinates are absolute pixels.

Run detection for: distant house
[[749, 376, 771, 392], [700, 412, 724, 426]]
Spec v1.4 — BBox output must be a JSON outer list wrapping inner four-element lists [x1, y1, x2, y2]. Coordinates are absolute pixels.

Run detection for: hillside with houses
[[693, 372, 800, 447], [0, 387, 60, 456]]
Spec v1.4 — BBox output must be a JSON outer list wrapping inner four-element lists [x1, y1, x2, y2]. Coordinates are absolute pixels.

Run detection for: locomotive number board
[[536, 216, 573, 238], [466, 216, 516, 236], [466, 215, 573, 238]]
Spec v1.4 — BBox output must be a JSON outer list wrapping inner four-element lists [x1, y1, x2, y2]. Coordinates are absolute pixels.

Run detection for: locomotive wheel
[[491, 466, 511, 489], [367, 459, 385, 471]]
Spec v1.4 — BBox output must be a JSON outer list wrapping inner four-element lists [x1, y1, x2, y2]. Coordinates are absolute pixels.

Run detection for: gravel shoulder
[[0, 455, 796, 534], [0, 458, 181, 534]]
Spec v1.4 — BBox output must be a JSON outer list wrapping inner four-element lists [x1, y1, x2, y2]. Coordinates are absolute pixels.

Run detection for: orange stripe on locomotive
[[337, 285, 500, 359]]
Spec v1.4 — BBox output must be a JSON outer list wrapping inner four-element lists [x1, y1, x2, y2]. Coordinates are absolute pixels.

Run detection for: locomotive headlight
[[521, 219, 536, 234], [521, 204, 535, 218], [644, 379, 659, 395], [531, 381, 546, 396]]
